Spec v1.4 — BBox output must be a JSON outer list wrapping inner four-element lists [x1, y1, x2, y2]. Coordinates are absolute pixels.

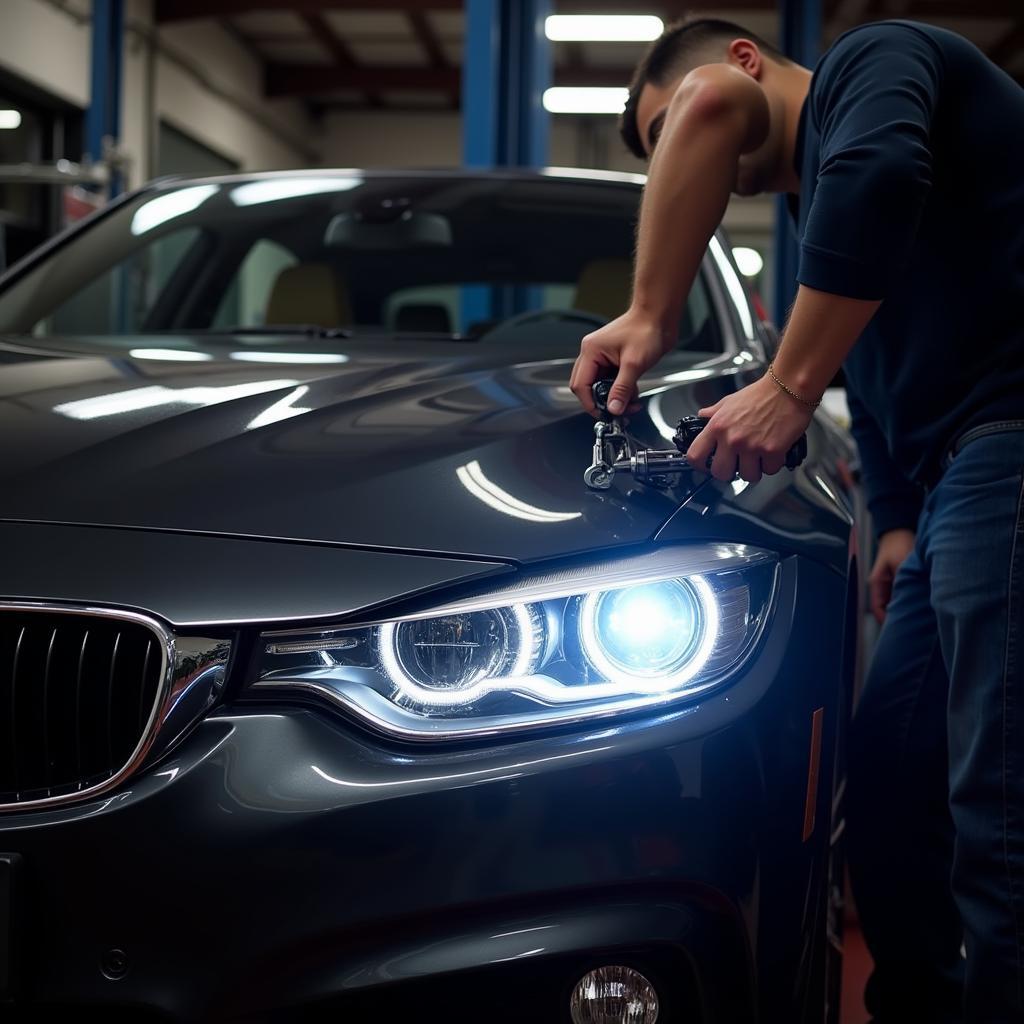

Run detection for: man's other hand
[[687, 375, 813, 483], [869, 528, 916, 624], [570, 310, 673, 416]]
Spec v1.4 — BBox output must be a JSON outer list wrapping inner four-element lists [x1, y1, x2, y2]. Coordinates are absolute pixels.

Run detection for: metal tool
[[583, 380, 808, 490]]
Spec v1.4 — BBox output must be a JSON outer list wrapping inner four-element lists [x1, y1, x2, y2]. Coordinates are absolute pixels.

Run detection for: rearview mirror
[[324, 210, 452, 250]]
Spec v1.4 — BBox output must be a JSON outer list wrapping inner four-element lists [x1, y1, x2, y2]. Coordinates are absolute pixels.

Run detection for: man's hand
[[686, 374, 814, 482], [869, 528, 915, 624], [569, 310, 673, 416]]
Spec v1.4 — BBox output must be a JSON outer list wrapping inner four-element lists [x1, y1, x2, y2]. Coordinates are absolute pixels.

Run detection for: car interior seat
[[573, 259, 633, 321], [574, 257, 708, 350], [265, 264, 352, 328]]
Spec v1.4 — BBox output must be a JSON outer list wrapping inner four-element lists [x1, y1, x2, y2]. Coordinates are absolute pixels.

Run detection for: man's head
[[622, 18, 801, 196]]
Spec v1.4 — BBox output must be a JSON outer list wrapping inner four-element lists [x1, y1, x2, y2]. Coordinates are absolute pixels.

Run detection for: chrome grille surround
[[0, 601, 175, 812]]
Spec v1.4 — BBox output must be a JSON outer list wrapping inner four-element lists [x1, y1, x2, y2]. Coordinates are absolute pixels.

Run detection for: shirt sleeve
[[846, 385, 923, 537], [797, 23, 944, 300]]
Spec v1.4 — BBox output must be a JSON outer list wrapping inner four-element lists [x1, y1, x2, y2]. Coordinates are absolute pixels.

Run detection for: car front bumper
[[2, 555, 849, 1023]]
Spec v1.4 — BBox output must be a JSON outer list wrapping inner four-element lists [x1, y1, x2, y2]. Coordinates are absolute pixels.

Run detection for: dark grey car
[[0, 170, 859, 1023]]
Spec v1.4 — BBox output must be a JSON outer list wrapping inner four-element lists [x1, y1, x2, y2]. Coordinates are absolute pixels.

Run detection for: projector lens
[[580, 579, 705, 683]]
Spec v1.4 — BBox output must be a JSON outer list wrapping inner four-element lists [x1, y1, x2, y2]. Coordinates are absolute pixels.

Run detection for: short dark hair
[[621, 17, 789, 159]]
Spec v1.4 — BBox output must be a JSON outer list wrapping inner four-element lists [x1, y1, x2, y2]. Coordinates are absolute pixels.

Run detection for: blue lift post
[[461, 0, 552, 326], [773, 0, 821, 325], [86, 0, 125, 199]]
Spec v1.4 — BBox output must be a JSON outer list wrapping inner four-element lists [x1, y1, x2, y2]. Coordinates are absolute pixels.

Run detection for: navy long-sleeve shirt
[[791, 21, 1024, 535]]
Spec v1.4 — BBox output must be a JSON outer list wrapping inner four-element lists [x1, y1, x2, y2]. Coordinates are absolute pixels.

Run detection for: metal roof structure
[[153, 1, 1024, 113]]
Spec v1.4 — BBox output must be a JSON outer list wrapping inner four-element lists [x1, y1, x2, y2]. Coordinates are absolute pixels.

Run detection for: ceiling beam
[[406, 8, 457, 109], [303, 12, 356, 66], [302, 11, 382, 109], [894, 0, 1024, 13], [265, 63, 640, 99], [159, 0, 1024, 23], [267, 64, 460, 97], [156, 0, 460, 22], [408, 10, 449, 69], [555, 0, 776, 10], [555, 0, 1024, 13]]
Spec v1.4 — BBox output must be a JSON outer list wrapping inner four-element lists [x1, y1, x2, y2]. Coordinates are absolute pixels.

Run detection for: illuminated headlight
[[579, 578, 716, 690], [253, 545, 778, 740]]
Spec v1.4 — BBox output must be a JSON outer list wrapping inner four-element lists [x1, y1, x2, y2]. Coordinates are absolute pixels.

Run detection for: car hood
[[0, 336, 732, 563]]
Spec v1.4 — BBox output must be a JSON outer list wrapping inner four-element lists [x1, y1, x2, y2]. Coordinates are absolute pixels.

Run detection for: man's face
[[634, 78, 680, 161], [633, 61, 781, 197]]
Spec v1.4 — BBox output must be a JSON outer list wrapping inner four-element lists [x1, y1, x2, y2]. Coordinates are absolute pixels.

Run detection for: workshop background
[[2, 3, 1023, 1023]]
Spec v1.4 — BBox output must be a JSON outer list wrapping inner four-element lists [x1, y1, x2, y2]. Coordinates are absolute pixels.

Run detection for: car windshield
[[0, 172, 723, 355]]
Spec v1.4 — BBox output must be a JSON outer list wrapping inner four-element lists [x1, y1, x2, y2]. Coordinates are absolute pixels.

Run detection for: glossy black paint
[[3, 557, 848, 1023], [0, 522, 511, 628], [0, 337, 852, 569], [0, 170, 858, 1023]]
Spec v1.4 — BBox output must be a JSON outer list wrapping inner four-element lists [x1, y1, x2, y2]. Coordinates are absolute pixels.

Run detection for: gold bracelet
[[767, 363, 821, 409]]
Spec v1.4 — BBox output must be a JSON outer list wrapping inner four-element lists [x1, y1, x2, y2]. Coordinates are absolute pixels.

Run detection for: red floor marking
[[840, 922, 872, 1024]]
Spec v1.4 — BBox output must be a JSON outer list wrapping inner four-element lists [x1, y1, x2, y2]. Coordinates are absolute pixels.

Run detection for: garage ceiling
[[153, 0, 1024, 113]]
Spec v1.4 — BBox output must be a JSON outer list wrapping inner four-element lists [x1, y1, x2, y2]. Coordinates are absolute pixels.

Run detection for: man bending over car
[[570, 17, 1024, 1024]]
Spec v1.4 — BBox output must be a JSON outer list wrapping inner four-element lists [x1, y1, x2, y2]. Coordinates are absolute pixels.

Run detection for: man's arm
[[846, 388, 923, 539], [796, 23, 940, 300], [846, 387, 922, 622], [689, 24, 942, 479], [686, 285, 880, 480], [569, 63, 769, 417]]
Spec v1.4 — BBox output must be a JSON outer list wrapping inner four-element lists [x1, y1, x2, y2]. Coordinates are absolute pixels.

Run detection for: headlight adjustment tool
[[583, 379, 808, 490]]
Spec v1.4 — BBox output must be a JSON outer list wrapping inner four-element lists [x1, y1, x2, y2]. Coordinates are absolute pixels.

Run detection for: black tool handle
[[591, 379, 614, 417], [673, 415, 808, 470]]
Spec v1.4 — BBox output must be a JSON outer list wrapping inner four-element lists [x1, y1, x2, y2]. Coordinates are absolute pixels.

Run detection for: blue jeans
[[847, 425, 1024, 1024]]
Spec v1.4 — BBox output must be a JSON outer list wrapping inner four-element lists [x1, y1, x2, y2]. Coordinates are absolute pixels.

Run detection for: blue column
[[462, 0, 551, 168], [86, 0, 125, 198], [462, 0, 551, 324], [773, 0, 821, 324]]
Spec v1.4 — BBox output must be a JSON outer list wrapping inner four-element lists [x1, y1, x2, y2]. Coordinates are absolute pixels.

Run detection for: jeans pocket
[[941, 429, 1024, 491]]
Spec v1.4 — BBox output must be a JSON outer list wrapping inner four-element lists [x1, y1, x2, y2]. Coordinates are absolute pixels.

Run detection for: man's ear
[[727, 39, 763, 80]]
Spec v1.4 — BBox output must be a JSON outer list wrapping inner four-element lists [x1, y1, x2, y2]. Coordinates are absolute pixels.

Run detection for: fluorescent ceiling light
[[545, 15, 663, 41], [230, 351, 349, 364], [732, 246, 764, 277], [543, 87, 628, 115], [0, 110, 22, 130], [129, 348, 212, 361], [131, 184, 218, 235], [229, 177, 362, 207]]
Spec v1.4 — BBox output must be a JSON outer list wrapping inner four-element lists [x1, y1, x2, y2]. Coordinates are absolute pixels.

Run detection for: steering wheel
[[475, 308, 609, 342]]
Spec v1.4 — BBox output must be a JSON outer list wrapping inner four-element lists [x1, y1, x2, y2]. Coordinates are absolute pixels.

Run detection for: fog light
[[569, 966, 659, 1024]]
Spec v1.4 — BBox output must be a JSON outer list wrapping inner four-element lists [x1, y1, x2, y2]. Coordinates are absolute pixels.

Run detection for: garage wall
[[152, 14, 317, 178], [318, 110, 644, 175], [319, 111, 462, 170], [0, 0, 93, 109], [319, 109, 772, 240], [0, 0, 316, 188]]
